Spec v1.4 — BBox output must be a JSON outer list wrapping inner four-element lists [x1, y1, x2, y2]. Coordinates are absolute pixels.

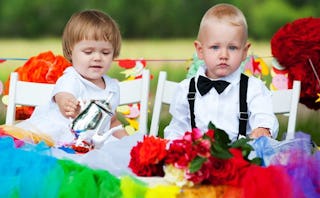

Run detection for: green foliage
[[189, 156, 207, 173], [248, 0, 316, 40], [0, 0, 318, 39]]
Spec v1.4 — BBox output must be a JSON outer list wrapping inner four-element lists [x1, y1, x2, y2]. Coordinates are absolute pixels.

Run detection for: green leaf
[[249, 157, 262, 166], [211, 143, 232, 159], [189, 156, 207, 173], [207, 122, 231, 147], [214, 128, 231, 148], [231, 138, 251, 148], [231, 138, 255, 158], [208, 122, 217, 130]]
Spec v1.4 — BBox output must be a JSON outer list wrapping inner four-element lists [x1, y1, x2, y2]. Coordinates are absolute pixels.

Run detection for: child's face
[[194, 20, 250, 79], [71, 40, 114, 84]]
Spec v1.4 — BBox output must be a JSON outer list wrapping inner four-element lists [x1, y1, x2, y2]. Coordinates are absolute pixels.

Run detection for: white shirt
[[17, 67, 120, 145], [164, 66, 279, 142]]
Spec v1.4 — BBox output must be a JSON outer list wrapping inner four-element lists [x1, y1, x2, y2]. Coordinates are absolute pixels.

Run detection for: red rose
[[194, 139, 211, 158], [165, 139, 197, 169], [128, 135, 168, 176], [204, 129, 215, 141], [208, 148, 250, 186], [186, 159, 212, 184], [138, 136, 168, 165]]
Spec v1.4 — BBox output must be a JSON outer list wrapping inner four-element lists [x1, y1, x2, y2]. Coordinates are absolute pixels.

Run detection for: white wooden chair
[[272, 80, 301, 140], [118, 69, 150, 133], [5, 72, 55, 125], [149, 71, 178, 136], [149, 71, 301, 141], [5, 69, 151, 134]]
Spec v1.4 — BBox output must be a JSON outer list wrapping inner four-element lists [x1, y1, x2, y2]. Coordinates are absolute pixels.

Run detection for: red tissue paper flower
[[271, 17, 320, 110], [3, 51, 71, 119]]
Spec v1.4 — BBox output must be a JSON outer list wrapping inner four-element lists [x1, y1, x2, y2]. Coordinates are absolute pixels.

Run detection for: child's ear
[[242, 42, 251, 61], [194, 40, 204, 59]]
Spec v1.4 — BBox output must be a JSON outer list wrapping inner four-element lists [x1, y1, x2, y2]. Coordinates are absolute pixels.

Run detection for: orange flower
[[3, 51, 71, 119]]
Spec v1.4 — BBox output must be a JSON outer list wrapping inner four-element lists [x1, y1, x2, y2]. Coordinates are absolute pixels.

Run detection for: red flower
[[185, 161, 211, 184], [204, 129, 215, 140], [208, 148, 251, 186], [194, 139, 211, 158], [165, 139, 197, 169], [129, 122, 259, 187], [128, 135, 168, 176], [138, 135, 168, 165], [271, 17, 320, 110]]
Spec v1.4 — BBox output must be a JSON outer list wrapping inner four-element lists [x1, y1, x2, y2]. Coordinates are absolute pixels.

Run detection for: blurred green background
[[0, 0, 319, 144]]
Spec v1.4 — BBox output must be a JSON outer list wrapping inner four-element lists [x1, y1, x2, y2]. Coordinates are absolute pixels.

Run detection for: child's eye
[[83, 50, 92, 54], [102, 51, 111, 55], [211, 45, 219, 50], [228, 46, 238, 50]]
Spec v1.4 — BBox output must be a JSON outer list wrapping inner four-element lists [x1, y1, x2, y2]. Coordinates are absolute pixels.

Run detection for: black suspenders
[[238, 74, 249, 138], [188, 78, 197, 129], [188, 74, 249, 138]]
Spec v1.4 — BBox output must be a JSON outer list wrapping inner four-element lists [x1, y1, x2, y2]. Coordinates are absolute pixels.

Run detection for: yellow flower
[[163, 164, 194, 187]]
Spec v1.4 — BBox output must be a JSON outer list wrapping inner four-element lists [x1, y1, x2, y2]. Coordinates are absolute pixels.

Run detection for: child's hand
[[54, 92, 81, 118], [249, 127, 271, 139]]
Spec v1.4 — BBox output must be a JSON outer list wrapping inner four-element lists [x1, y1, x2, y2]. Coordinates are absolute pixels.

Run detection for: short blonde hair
[[197, 4, 248, 41], [62, 9, 122, 62]]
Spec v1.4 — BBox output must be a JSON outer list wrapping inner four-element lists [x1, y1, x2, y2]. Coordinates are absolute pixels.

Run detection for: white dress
[[16, 67, 120, 145]]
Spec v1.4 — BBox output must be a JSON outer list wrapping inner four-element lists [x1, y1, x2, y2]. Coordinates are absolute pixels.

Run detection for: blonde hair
[[62, 9, 122, 62], [197, 4, 248, 41]]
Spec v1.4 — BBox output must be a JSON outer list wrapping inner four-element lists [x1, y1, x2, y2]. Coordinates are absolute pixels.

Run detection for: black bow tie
[[197, 76, 230, 95]]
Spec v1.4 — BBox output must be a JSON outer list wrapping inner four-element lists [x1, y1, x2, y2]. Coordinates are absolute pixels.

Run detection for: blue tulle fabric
[[250, 132, 320, 198], [0, 137, 61, 198]]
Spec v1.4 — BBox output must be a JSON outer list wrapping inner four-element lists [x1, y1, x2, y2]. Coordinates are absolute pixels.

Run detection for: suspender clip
[[239, 112, 249, 120], [187, 92, 196, 100]]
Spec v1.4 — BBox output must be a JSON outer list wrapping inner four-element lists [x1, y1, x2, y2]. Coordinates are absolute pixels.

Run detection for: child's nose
[[93, 52, 102, 60], [219, 48, 229, 60]]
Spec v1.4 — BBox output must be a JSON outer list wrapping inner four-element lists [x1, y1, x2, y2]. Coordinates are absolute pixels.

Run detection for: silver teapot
[[70, 93, 114, 152]]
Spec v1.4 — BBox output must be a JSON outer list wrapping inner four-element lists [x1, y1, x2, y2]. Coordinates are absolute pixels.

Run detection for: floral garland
[[129, 122, 261, 187]]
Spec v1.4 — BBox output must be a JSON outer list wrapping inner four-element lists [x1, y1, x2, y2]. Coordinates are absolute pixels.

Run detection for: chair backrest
[[149, 71, 178, 136], [5, 72, 55, 125], [271, 80, 301, 140], [118, 69, 150, 134], [5, 69, 151, 134], [149, 71, 301, 141]]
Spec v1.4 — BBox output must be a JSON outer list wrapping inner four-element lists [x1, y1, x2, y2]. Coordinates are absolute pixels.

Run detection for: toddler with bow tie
[[164, 4, 279, 142]]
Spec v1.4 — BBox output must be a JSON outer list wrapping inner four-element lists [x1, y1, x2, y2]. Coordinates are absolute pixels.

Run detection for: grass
[[0, 38, 319, 144]]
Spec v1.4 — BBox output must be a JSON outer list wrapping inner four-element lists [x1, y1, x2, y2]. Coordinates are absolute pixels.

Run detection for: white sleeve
[[52, 74, 81, 99], [164, 79, 192, 140], [247, 77, 279, 138]]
